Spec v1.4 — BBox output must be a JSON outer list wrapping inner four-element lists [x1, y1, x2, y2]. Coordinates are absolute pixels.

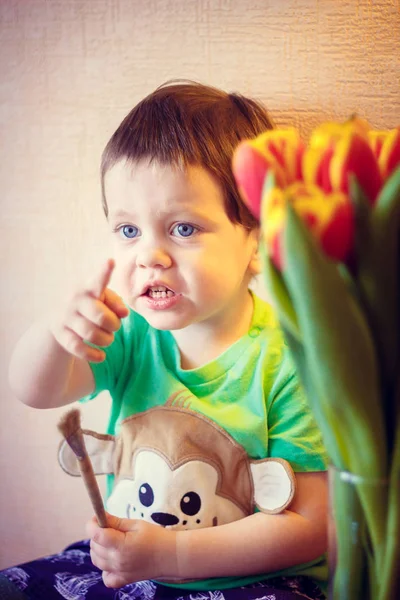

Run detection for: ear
[[58, 430, 116, 477], [250, 458, 296, 514], [248, 228, 261, 276]]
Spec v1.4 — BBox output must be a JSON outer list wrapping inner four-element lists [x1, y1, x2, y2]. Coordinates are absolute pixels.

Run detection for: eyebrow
[[108, 203, 213, 222], [107, 209, 136, 220]]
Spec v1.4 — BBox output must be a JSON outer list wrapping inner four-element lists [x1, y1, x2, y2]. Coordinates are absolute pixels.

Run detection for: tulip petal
[[321, 199, 354, 263], [232, 142, 270, 219], [246, 129, 304, 186], [368, 131, 386, 161], [261, 182, 354, 269], [379, 127, 400, 180], [303, 145, 334, 193], [260, 186, 286, 269], [330, 135, 382, 204], [289, 185, 353, 263]]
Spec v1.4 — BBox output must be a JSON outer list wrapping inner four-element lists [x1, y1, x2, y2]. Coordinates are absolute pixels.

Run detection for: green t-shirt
[[84, 292, 328, 593]]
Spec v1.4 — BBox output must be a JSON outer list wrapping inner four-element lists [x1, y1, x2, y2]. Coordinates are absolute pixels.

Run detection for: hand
[[86, 513, 177, 588], [51, 259, 129, 363]]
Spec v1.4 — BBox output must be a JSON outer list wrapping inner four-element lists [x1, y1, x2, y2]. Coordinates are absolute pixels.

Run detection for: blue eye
[[120, 225, 139, 239], [173, 223, 196, 238]]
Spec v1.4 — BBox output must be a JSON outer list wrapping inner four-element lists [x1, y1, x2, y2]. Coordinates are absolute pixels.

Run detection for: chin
[[146, 317, 189, 331], [140, 310, 193, 331]]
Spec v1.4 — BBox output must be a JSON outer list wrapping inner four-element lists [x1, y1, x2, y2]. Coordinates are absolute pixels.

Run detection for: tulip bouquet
[[232, 119, 400, 599]]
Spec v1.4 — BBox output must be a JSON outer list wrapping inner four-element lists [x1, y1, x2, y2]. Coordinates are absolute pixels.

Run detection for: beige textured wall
[[1, 0, 399, 569]]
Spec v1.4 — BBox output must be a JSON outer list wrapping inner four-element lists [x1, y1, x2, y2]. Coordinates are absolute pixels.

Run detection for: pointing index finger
[[89, 259, 115, 299]]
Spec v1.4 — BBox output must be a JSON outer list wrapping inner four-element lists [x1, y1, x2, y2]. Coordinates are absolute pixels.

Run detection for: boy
[[6, 81, 328, 600]]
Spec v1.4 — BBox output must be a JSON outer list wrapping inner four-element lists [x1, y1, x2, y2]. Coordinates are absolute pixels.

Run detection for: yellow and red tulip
[[262, 183, 354, 271], [303, 119, 382, 205], [368, 127, 400, 181], [232, 117, 400, 273], [232, 128, 304, 219], [233, 116, 400, 599]]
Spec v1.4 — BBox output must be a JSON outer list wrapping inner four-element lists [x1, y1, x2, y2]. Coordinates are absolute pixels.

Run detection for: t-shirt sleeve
[[266, 346, 329, 472]]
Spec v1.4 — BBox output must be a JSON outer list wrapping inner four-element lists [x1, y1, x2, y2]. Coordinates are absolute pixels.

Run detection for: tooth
[[148, 287, 175, 299]]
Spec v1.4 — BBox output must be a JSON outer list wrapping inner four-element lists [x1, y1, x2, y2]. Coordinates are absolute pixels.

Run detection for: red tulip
[[232, 129, 304, 219], [368, 127, 400, 181], [261, 183, 354, 271], [231, 117, 400, 272], [303, 120, 382, 205]]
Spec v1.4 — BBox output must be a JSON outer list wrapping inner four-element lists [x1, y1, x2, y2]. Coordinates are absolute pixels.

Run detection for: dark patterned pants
[[0, 540, 325, 600]]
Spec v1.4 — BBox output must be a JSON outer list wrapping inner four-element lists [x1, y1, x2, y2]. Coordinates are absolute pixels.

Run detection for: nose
[[151, 512, 180, 527], [136, 243, 172, 269]]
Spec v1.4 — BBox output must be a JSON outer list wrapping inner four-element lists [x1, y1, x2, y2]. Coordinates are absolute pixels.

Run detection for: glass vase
[[328, 465, 392, 600]]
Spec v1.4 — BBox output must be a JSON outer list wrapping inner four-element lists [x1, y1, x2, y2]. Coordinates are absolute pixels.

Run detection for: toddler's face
[[104, 159, 259, 332]]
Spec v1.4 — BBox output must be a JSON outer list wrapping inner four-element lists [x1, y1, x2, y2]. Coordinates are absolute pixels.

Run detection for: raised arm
[[9, 259, 129, 409]]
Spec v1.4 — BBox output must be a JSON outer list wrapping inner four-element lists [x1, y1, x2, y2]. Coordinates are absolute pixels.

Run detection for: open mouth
[[145, 286, 175, 299]]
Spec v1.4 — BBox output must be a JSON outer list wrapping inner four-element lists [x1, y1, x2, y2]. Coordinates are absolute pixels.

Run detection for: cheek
[[186, 264, 221, 297], [111, 257, 133, 296]]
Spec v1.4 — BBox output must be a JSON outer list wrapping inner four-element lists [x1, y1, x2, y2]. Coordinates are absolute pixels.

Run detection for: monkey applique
[[59, 393, 296, 530]]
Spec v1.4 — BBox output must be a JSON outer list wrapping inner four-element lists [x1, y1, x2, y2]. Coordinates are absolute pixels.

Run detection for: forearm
[[171, 509, 327, 581], [88, 474, 327, 587], [9, 320, 93, 408]]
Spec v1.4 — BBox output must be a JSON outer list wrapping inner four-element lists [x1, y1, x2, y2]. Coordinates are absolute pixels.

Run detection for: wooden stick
[[58, 409, 107, 527]]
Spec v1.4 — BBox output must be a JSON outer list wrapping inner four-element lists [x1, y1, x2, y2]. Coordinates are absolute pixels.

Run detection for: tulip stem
[[329, 468, 370, 599], [379, 391, 400, 600]]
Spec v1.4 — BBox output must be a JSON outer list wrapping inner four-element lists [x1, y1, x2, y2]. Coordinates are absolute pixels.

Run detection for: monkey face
[[59, 401, 296, 530], [107, 450, 246, 530]]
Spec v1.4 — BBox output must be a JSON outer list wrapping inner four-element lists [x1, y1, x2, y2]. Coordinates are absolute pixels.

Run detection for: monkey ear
[[250, 458, 296, 514], [58, 430, 116, 477]]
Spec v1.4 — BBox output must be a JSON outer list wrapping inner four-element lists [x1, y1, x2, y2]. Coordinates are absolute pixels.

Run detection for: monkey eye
[[139, 483, 154, 507], [180, 491, 201, 516]]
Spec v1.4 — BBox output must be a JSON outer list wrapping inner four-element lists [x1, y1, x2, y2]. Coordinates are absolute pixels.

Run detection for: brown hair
[[101, 80, 273, 229]]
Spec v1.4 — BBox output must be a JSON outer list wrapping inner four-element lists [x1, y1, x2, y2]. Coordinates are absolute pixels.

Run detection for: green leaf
[[280, 206, 391, 565], [352, 169, 400, 382], [261, 170, 276, 200], [260, 244, 301, 342], [258, 170, 302, 341], [352, 167, 400, 450], [380, 377, 400, 598], [282, 325, 343, 467], [282, 205, 387, 479]]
